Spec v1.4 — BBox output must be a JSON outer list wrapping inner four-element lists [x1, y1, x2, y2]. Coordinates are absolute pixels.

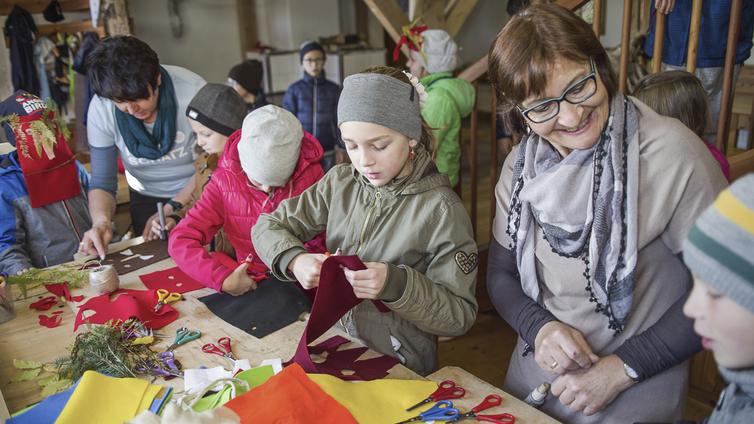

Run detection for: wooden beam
[[37, 20, 104, 37], [237, 0, 258, 58], [413, 0, 445, 30], [729, 149, 754, 181], [618, 0, 633, 93], [592, 0, 603, 36], [459, 55, 488, 82], [686, 0, 703, 73], [363, 0, 410, 57], [716, 0, 743, 153], [445, 0, 478, 37], [651, 11, 666, 73], [0, 0, 89, 15]]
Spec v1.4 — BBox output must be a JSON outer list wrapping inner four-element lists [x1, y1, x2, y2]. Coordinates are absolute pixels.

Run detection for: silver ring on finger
[[550, 360, 558, 369]]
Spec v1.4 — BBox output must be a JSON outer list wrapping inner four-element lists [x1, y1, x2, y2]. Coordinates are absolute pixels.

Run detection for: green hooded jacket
[[420, 72, 475, 187], [252, 146, 478, 375]]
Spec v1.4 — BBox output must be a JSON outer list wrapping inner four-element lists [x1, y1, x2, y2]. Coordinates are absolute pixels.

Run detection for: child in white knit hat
[[169, 105, 326, 296]]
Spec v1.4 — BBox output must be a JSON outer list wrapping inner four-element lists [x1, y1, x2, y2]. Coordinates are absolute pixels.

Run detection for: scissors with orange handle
[[154, 289, 181, 312]]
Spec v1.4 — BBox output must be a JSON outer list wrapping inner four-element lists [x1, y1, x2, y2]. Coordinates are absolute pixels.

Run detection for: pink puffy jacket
[[168, 129, 326, 291]]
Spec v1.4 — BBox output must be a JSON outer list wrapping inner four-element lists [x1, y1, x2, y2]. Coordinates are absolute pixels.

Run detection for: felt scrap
[[184, 360, 253, 396], [56, 371, 162, 424], [38, 310, 64, 328], [12, 368, 41, 382], [308, 373, 438, 424], [101, 240, 170, 275], [289, 256, 398, 380], [139, 266, 205, 294], [149, 387, 173, 415], [129, 404, 240, 424], [44, 282, 84, 302], [13, 359, 42, 369], [224, 363, 357, 423], [7, 381, 79, 424], [29, 295, 58, 310], [191, 365, 275, 412], [73, 289, 178, 331], [198, 277, 310, 338], [40, 378, 73, 397]]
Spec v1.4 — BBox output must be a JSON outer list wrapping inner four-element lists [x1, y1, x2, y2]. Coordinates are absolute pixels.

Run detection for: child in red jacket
[[168, 105, 325, 295]]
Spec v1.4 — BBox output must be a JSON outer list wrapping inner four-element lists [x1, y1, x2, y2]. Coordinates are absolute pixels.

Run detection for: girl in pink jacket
[[168, 105, 325, 295]]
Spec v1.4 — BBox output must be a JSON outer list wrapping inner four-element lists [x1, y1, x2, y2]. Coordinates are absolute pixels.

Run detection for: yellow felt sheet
[[56, 371, 162, 424], [308, 374, 438, 424]]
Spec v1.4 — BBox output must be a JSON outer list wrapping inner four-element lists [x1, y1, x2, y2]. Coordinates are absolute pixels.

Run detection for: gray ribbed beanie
[[683, 174, 754, 312], [337, 73, 422, 141], [186, 83, 246, 136], [237, 105, 303, 187]]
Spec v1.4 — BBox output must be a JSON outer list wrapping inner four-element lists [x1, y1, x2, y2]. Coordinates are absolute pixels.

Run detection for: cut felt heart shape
[[73, 289, 178, 331], [39, 310, 64, 328], [44, 283, 84, 302], [29, 296, 58, 311]]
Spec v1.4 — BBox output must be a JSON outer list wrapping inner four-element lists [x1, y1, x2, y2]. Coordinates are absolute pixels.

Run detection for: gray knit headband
[[337, 73, 422, 141]]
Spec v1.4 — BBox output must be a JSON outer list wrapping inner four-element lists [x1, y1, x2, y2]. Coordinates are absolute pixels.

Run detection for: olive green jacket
[[252, 148, 478, 375]]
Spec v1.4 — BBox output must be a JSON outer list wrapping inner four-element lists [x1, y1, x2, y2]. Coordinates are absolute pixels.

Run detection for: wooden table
[[0, 239, 558, 423]]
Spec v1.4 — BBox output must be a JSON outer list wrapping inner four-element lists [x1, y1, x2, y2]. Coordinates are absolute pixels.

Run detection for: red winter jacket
[[168, 129, 326, 291]]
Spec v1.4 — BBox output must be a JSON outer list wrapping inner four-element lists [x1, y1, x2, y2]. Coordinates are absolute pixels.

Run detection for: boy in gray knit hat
[[683, 173, 754, 424]]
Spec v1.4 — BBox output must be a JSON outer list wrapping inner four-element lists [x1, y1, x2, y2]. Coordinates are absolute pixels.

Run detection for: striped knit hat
[[684, 174, 754, 312]]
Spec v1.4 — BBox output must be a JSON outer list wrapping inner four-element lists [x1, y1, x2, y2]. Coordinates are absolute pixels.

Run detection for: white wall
[[130, 0, 242, 83], [256, 0, 339, 51]]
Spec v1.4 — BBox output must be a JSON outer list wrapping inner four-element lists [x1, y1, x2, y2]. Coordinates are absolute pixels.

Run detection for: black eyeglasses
[[517, 58, 597, 124]]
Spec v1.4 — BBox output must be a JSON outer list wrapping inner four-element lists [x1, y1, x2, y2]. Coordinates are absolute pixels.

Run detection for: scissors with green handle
[[166, 327, 201, 351], [154, 289, 182, 312]]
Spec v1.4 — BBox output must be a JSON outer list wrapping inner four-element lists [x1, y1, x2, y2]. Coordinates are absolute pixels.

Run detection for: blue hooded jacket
[[282, 71, 341, 152]]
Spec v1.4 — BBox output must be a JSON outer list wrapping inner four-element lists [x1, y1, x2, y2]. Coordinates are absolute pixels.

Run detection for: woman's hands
[[79, 221, 113, 259], [535, 321, 599, 374], [551, 354, 635, 416]]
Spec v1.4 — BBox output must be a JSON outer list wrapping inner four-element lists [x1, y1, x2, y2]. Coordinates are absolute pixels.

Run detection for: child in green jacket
[[253, 66, 478, 375], [406, 29, 475, 189]]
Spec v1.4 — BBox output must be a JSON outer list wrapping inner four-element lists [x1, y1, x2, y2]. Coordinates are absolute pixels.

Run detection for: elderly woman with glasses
[[486, 4, 727, 423]]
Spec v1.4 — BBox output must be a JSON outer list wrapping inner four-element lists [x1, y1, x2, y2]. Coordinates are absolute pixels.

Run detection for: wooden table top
[[0, 238, 558, 423]]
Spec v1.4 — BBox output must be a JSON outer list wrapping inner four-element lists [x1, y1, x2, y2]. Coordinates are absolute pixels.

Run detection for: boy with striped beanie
[[683, 173, 754, 424]]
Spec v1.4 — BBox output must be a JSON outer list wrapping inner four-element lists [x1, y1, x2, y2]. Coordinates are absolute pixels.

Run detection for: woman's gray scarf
[[506, 94, 639, 332]]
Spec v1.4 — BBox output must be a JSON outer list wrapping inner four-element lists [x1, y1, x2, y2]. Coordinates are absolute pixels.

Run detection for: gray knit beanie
[[411, 29, 458, 74], [237, 105, 303, 187], [338, 72, 422, 141], [683, 174, 754, 312], [186, 83, 246, 136]]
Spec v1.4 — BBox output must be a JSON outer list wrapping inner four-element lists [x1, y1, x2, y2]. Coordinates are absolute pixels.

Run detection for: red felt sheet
[[73, 289, 178, 331]]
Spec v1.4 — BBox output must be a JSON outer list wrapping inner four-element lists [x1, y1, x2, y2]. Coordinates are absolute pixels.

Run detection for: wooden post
[[651, 10, 666, 73], [686, 0, 703, 73], [639, 0, 650, 31], [363, 0, 411, 58], [490, 88, 498, 234], [592, 0, 602, 36], [445, 0, 479, 37], [716, 0, 743, 153], [103, 0, 131, 36], [470, 81, 479, 240], [619, 0, 633, 93], [237, 0, 258, 59]]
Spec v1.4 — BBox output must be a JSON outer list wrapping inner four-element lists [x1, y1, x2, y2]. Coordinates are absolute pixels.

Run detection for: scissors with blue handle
[[396, 401, 460, 423], [154, 289, 182, 312], [406, 380, 466, 411], [166, 327, 201, 351], [452, 394, 515, 423]]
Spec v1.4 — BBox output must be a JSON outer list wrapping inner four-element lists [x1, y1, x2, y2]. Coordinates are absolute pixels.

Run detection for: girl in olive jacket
[[253, 67, 478, 375]]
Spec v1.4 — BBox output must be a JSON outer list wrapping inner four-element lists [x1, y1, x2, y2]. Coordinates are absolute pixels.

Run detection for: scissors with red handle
[[201, 336, 237, 361], [406, 380, 466, 411], [453, 395, 515, 423]]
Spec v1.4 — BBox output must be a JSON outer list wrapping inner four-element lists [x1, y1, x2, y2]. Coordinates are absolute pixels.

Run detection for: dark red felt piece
[[38, 311, 63, 328], [44, 283, 84, 302], [29, 296, 58, 311], [73, 289, 178, 331], [139, 267, 205, 294]]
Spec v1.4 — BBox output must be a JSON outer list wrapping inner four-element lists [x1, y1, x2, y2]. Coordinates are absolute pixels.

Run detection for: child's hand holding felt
[[343, 262, 388, 300], [222, 262, 257, 296], [288, 253, 328, 289]]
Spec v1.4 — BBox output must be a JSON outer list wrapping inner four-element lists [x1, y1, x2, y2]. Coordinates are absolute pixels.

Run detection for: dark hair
[[488, 3, 617, 136], [86, 36, 160, 101], [632, 70, 709, 138], [358, 65, 436, 153]]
